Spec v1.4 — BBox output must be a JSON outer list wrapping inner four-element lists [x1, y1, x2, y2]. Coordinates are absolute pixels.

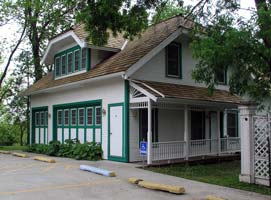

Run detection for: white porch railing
[[152, 138, 240, 161], [220, 137, 241, 153], [189, 139, 219, 157], [152, 141, 186, 161]]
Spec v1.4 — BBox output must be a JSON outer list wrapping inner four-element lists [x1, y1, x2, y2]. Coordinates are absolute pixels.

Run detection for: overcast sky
[[0, 0, 256, 73]]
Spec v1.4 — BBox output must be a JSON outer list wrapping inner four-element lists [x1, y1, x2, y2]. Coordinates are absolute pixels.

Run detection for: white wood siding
[[131, 36, 229, 91], [31, 76, 124, 159]]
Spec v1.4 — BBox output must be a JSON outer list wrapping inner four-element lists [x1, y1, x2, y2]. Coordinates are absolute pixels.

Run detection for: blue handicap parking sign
[[140, 141, 147, 156]]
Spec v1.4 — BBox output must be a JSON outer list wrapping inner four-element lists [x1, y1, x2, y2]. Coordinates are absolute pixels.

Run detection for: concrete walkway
[[0, 153, 270, 200], [81, 159, 270, 200]]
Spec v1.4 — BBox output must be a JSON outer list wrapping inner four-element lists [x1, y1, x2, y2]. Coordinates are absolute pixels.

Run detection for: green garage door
[[53, 100, 102, 144], [32, 107, 48, 144]]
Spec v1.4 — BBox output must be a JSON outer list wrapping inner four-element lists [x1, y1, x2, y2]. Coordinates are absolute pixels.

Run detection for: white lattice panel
[[253, 116, 271, 179]]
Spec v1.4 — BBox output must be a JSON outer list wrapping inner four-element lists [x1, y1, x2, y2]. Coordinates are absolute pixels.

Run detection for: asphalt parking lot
[[0, 153, 270, 200]]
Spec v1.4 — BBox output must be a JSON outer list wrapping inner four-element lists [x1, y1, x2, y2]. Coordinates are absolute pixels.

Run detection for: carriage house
[[23, 16, 241, 164]]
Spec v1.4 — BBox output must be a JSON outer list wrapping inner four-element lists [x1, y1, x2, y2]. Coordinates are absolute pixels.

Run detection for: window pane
[[40, 112, 44, 126], [167, 44, 180, 77], [64, 110, 69, 126], [81, 48, 87, 69], [35, 112, 40, 126], [95, 107, 101, 125], [74, 50, 80, 71], [61, 55, 66, 75], [227, 112, 237, 137], [67, 52, 73, 73], [71, 109, 77, 126], [45, 111, 48, 125], [57, 110, 63, 126], [55, 57, 60, 76], [78, 108, 85, 125], [87, 107, 93, 125], [215, 67, 226, 84]]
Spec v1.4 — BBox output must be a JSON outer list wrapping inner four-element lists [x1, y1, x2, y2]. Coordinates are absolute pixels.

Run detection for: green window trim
[[54, 46, 90, 79], [165, 42, 182, 79], [95, 106, 101, 126], [52, 99, 102, 144], [64, 109, 69, 126]]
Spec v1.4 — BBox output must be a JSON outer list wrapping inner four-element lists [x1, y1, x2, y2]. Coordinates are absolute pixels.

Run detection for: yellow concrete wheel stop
[[205, 195, 225, 200], [34, 156, 56, 163], [12, 152, 28, 158], [128, 178, 185, 194], [0, 150, 11, 154], [128, 177, 143, 184]]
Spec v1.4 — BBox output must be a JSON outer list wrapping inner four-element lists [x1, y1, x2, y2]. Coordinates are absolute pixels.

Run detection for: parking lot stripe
[[0, 179, 120, 195]]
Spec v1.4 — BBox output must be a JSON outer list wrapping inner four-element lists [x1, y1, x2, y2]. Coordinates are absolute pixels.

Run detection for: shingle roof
[[135, 80, 241, 105], [23, 15, 194, 95], [73, 24, 126, 50]]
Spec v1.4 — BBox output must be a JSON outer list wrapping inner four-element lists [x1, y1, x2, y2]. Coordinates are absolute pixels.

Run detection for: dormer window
[[54, 46, 90, 78], [166, 43, 182, 79], [215, 67, 227, 85]]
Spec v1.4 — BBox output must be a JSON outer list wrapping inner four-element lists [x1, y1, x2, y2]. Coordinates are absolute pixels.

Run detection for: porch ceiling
[[131, 80, 242, 106]]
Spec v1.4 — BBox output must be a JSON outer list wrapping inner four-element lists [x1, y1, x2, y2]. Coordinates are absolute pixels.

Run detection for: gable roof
[[133, 80, 241, 105], [23, 15, 194, 96]]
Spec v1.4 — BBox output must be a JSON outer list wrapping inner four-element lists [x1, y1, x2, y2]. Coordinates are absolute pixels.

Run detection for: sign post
[[140, 141, 147, 167]]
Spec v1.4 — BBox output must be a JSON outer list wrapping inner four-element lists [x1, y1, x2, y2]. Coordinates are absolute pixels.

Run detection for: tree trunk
[[20, 124, 24, 146]]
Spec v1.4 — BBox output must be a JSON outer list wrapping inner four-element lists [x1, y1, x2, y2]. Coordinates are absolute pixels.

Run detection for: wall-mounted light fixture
[[102, 108, 106, 116]]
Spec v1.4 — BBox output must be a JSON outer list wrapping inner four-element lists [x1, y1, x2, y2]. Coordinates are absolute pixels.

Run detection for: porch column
[[147, 98, 152, 165], [239, 103, 256, 184], [184, 105, 189, 160], [217, 111, 221, 155]]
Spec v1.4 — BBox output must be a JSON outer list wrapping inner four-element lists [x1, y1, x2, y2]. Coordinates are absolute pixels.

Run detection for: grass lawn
[[147, 160, 271, 196], [0, 145, 28, 151]]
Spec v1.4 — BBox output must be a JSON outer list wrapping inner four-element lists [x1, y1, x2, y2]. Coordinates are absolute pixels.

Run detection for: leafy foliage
[[190, 0, 271, 104], [27, 139, 103, 161]]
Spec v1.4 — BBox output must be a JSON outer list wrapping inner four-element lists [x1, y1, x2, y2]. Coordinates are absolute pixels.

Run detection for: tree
[[190, 0, 271, 104], [151, 0, 185, 24], [0, 0, 77, 84]]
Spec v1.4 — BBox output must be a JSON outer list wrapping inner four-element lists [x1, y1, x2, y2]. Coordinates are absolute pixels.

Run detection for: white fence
[[253, 115, 271, 182], [152, 137, 240, 161]]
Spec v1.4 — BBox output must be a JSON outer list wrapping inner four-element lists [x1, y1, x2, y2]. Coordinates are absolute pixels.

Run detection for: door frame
[[31, 106, 48, 144], [108, 103, 127, 162]]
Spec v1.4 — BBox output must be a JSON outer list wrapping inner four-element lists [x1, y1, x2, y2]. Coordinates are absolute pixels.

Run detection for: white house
[[23, 15, 241, 164]]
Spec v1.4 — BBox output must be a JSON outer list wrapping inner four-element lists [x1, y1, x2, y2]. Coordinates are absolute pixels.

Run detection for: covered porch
[[129, 80, 241, 165]]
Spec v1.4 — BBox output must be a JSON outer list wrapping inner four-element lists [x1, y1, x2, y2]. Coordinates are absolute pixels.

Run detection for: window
[[191, 111, 205, 140], [45, 111, 48, 125], [71, 109, 77, 126], [40, 112, 44, 126], [35, 112, 40, 126], [215, 67, 227, 84], [78, 108, 85, 126], [61, 55, 66, 75], [86, 107, 93, 125], [166, 43, 181, 78], [81, 48, 87, 70], [227, 112, 238, 137], [67, 52, 73, 73], [64, 109, 69, 126], [95, 107, 101, 125], [57, 110, 63, 126], [139, 109, 158, 143], [74, 50, 80, 71], [55, 57, 60, 76]]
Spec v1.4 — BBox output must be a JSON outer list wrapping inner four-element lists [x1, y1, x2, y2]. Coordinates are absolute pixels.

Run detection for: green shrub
[[26, 140, 103, 161], [46, 141, 61, 156]]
